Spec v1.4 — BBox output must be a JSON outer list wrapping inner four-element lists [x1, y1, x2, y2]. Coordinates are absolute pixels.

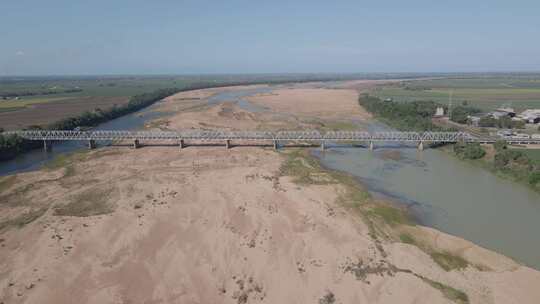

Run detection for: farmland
[[0, 74, 364, 130], [0, 76, 193, 129], [368, 76, 540, 112]]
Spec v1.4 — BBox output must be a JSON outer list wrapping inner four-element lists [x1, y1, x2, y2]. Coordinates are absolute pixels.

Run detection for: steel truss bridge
[[3, 130, 540, 151]]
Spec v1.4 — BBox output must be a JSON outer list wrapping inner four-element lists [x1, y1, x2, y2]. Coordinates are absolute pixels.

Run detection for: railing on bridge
[[3, 130, 475, 142], [1, 129, 480, 151], [3, 129, 539, 151]]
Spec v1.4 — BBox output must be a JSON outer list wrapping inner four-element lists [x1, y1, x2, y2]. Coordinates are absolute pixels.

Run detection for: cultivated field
[[369, 76, 540, 111], [0, 76, 194, 130], [0, 96, 129, 130]]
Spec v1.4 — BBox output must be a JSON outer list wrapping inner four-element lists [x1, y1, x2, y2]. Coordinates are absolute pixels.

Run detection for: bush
[[512, 120, 526, 129], [479, 116, 525, 129], [529, 172, 540, 185], [493, 140, 508, 152], [478, 116, 497, 127], [450, 106, 481, 124], [493, 149, 530, 169], [454, 142, 486, 160]]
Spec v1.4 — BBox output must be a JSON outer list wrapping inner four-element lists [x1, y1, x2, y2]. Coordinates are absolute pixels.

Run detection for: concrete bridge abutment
[[43, 140, 52, 152], [88, 139, 97, 150]]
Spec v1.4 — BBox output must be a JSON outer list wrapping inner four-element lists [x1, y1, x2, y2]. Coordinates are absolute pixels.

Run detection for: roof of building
[[496, 107, 515, 114]]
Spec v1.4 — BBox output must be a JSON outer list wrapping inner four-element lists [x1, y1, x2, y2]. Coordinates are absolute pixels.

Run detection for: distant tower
[[448, 90, 453, 116]]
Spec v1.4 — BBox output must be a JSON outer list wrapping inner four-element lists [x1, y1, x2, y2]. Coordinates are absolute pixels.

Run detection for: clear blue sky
[[1, 0, 539, 75]]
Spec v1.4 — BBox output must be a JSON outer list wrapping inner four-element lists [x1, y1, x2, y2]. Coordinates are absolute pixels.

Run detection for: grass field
[[0, 76, 197, 125], [369, 77, 540, 112], [0, 97, 72, 109], [515, 148, 540, 164]]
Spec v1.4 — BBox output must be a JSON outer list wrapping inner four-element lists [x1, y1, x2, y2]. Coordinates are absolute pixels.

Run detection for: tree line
[[358, 94, 443, 131]]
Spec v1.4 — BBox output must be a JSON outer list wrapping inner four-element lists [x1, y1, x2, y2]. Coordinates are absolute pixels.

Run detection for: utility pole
[[448, 90, 453, 117]]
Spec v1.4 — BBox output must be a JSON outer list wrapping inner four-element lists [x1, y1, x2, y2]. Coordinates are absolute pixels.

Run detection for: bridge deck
[[3, 130, 540, 145], [4, 130, 474, 142]]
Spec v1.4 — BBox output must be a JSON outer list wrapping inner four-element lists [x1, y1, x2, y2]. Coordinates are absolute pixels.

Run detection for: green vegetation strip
[[398, 232, 470, 271], [451, 141, 540, 192], [54, 186, 116, 217], [418, 275, 469, 304], [0, 207, 48, 231]]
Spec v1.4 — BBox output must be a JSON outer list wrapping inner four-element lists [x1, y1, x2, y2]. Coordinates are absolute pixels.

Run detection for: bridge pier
[[418, 141, 424, 151], [273, 140, 278, 150], [133, 139, 141, 149], [179, 139, 185, 149], [369, 141, 374, 151], [321, 141, 326, 151], [88, 139, 96, 150], [225, 139, 231, 149], [43, 140, 52, 152]]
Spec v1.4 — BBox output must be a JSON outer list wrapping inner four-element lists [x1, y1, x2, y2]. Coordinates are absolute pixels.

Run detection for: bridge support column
[[225, 139, 231, 149], [43, 140, 52, 152], [179, 139, 185, 149], [133, 139, 140, 149], [369, 141, 374, 151], [321, 141, 326, 151], [88, 139, 96, 150], [273, 140, 278, 150], [418, 141, 424, 151]]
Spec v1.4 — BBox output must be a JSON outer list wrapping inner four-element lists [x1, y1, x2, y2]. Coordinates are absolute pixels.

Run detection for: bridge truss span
[[5, 129, 539, 152], [5, 129, 477, 142]]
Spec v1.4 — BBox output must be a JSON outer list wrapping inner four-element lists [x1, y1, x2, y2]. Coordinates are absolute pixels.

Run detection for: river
[[1, 85, 540, 270]]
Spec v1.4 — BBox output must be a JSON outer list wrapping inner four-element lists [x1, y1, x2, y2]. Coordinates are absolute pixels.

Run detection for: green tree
[[529, 172, 540, 186], [478, 116, 497, 127], [493, 140, 507, 152], [454, 142, 486, 159], [512, 120, 526, 129], [450, 106, 481, 124]]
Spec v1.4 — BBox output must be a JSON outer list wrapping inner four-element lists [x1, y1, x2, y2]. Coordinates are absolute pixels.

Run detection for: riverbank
[[1, 83, 539, 303], [440, 143, 540, 193]]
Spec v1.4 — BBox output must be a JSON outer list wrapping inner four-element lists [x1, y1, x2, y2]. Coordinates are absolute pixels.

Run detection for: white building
[[434, 107, 445, 117], [517, 109, 540, 124]]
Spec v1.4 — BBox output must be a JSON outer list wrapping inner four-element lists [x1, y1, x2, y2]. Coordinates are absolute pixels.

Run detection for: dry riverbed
[[1, 84, 539, 304]]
